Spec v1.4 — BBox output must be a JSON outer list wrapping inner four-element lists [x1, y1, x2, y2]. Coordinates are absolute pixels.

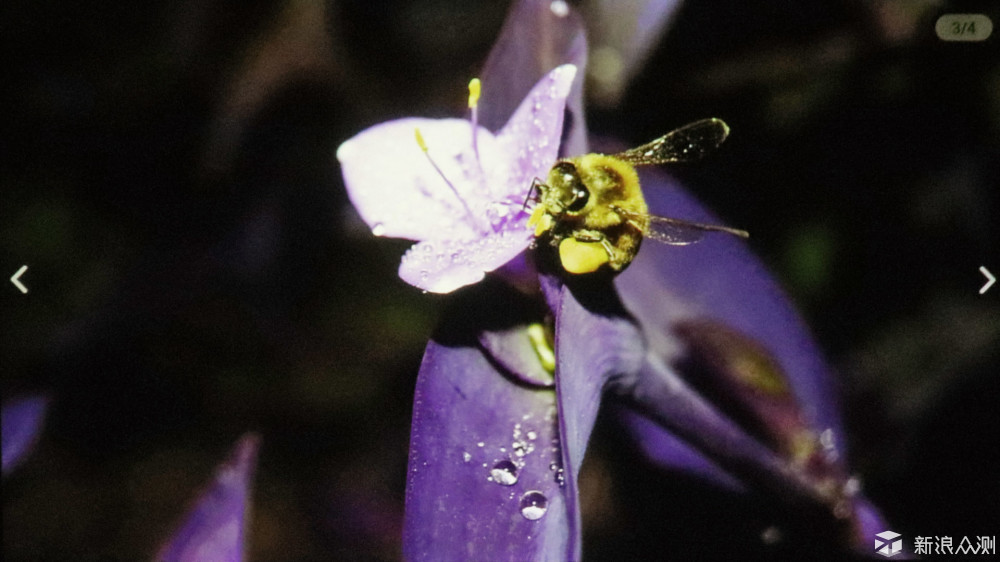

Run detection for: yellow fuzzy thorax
[[564, 153, 646, 225]]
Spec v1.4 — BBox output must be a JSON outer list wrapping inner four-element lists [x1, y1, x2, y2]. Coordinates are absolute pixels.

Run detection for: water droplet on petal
[[554, 468, 565, 487], [463, 452, 472, 463], [371, 223, 386, 236], [490, 460, 519, 486], [519, 491, 548, 520], [526, 431, 538, 440]]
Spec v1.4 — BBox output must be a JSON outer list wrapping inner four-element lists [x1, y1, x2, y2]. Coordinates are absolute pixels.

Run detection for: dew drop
[[463, 452, 472, 463], [519, 491, 548, 520], [371, 223, 386, 236], [554, 468, 565, 487], [527, 430, 538, 440], [490, 460, 519, 486]]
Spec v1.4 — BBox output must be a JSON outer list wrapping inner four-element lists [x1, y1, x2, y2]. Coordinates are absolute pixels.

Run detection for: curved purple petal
[[615, 170, 844, 447], [496, 64, 577, 199], [612, 170, 891, 548], [585, 0, 684, 105], [546, 275, 646, 560], [1, 395, 48, 476], [479, 0, 588, 142], [398, 226, 535, 294], [157, 433, 260, 562], [403, 321, 571, 561], [617, 407, 746, 493]]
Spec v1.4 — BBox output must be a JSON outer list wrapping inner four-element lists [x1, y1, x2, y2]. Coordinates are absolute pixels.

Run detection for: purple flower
[[337, 63, 576, 293], [338, 0, 892, 559], [1, 395, 49, 476], [157, 433, 260, 562]]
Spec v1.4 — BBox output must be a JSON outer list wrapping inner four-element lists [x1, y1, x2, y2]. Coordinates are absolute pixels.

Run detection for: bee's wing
[[614, 205, 749, 245], [613, 118, 730, 166], [642, 215, 749, 245]]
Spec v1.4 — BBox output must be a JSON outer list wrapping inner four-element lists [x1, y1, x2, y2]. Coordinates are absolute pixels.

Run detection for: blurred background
[[3, 0, 998, 559]]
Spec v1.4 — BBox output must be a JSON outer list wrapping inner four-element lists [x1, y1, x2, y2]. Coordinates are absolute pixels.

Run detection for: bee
[[527, 118, 749, 274]]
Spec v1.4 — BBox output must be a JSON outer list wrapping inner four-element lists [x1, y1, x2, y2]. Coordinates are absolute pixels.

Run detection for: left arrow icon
[[11, 265, 28, 294]]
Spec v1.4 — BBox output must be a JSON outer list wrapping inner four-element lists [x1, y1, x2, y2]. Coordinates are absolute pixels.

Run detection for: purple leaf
[[547, 275, 646, 559], [157, 433, 260, 562], [615, 169, 844, 448], [1, 395, 48, 476], [612, 169, 890, 549], [403, 294, 572, 561], [617, 407, 746, 492]]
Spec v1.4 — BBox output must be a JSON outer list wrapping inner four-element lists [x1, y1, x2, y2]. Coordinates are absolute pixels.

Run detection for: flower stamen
[[527, 322, 556, 376], [414, 127, 483, 232], [468, 77, 482, 162]]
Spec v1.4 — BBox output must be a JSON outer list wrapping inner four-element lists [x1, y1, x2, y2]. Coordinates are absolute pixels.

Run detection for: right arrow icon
[[981, 266, 996, 295]]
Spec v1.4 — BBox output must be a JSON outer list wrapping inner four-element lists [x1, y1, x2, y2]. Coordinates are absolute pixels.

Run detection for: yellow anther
[[414, 127, 429, 153], [468, 78, 481, 109], [527, 323, 556, 374]]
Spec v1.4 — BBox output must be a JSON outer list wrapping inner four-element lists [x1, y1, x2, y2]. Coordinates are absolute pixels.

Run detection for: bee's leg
[[600, 238, 616, 260], [571, 231, 615, 260], [571, 230, 604, 243]]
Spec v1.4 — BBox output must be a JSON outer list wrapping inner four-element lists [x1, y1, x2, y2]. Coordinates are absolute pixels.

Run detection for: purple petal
[[478, 326, 555, 389], [615, 169, 844, 448], [547, 276, 646, 559], [157, 433, 260, 562], [403, 331, 571, 561], [339, 65, 576, 294], [618, 348, 822, 506], [617, 407, 746, 493], [397, 65, 576, 293], [479, 0, 588, 140], [337, 117, 501, 242], [585, 0, 684, 105], [398, 226, 535, 293], [496, 64, 577, 196], [1, 395, 48, 476], [613, 170, 893, 544]]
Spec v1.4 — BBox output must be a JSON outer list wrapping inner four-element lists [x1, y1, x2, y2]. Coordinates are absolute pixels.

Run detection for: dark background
[[3, 0, 998, 559]]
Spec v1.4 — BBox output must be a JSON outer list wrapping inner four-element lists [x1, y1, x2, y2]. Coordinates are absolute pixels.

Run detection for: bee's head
[[546, 161, 590, 216]]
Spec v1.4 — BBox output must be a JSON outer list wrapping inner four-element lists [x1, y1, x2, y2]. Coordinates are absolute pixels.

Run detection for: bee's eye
[[567, 185, 590, 212], [549, 162, 589, 213]]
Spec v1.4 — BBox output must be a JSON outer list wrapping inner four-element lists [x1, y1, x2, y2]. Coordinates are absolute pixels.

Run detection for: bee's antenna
[[523, 178, 543, 212]]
